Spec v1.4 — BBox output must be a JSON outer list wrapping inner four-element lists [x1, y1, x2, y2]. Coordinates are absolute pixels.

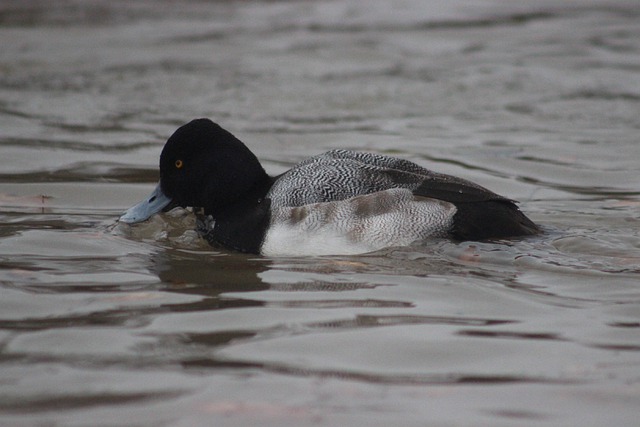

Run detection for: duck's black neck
[[202, 175, 276, 254], [203, 172, 274, 216]]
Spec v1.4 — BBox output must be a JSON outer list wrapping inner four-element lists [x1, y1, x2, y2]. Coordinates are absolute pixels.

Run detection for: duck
[[120, 118, 539, 256]]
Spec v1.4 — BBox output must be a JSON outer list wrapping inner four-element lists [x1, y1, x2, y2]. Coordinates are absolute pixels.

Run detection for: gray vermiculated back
[[266, 149, 493, 208]]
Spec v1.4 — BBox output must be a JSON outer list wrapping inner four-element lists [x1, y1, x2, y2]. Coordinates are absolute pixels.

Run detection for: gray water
[[1, 1, 640, 426]]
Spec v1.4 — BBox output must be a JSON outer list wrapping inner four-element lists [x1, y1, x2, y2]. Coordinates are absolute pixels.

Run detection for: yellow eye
[[175, 159, 184, 169]]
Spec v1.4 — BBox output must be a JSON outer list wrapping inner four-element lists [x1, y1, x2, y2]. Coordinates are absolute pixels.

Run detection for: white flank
[[261, 188, 456, 256]]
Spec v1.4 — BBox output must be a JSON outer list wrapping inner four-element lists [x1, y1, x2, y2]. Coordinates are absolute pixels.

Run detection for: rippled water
[[2, 1, 640, 425]]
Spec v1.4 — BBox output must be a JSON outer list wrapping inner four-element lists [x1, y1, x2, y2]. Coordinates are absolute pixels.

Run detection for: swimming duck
[[120, 118, 539, 256]]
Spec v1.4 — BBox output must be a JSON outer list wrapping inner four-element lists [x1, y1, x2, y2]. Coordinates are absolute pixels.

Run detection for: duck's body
[[120, 119, 539, 256]]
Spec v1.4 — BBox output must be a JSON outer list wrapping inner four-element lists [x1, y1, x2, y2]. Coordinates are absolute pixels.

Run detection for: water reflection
[[151, 250, 270, 297]]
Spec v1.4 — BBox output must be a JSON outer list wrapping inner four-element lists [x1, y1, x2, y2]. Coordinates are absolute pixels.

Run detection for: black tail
[[450, 200, 539, 241]]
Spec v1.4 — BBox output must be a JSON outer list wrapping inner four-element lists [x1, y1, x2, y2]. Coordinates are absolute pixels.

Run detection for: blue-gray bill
[[119, 182, 172, 224]]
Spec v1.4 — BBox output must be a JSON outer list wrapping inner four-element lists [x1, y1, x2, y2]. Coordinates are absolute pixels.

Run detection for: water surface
[[1, 1, 640, 426]]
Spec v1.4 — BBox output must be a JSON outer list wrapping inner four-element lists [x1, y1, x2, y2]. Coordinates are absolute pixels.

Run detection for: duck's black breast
[[197, 197, 272, 254], [196, 177, 276, 254]]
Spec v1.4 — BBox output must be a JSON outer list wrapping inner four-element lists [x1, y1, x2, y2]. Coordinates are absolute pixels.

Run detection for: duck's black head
[[159, 118, 269, 214], [120, 119, 270, 224]]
